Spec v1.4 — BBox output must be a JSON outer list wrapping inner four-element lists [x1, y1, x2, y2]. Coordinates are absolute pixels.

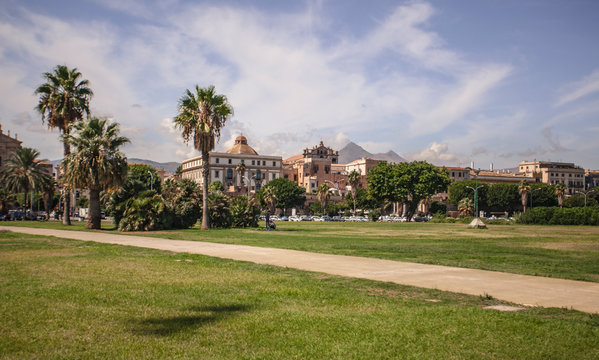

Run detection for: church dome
[[226, 135, 258, 155]]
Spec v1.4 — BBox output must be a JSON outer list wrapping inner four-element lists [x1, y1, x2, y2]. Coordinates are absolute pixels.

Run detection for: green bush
[[517, 206, 599, 225], [230, 196, 260, 228], [162, 179, 201, 229], [208, 192, 231, 228], [429, 201, 447, 215], [118, 191, 171, 231]]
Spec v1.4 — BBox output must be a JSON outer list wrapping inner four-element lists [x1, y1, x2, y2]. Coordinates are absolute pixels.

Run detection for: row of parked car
[[261, 215, 372, 222], [0, 210, 48, 221], [258, 214, 433, 223]]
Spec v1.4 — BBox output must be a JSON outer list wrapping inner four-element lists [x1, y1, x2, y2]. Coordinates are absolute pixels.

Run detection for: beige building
[[283, 141, 342, 193], [519, 160, 585, 194], [181, 135, 282, 192], [0, 124, 22, 170]]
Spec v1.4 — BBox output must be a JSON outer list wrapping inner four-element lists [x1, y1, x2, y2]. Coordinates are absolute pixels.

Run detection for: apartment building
[[0, 124, 22, 170], [519, 160, 585, 194], [181, 135, 282, 192]]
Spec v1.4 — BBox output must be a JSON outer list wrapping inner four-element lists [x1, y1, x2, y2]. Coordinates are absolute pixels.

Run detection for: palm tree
[[317, 183, 331, 215], [35, 65, 93, 225], [347, 170, 361, 215], [458, 198, 474, 217], [61, 117, 129, 229], [1, 147, 52, 212], [236, 161, 246, 189], [519, 180, 531, 212], [173, 85, 233, 230], [555, 182, 566, 208]]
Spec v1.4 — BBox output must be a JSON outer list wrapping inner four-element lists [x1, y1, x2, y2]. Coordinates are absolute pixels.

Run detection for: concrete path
[[2, 226, 599, 313]]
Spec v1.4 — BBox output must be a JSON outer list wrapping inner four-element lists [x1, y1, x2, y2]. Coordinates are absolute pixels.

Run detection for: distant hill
[[127, 158, 180, 174], [338, 141, 407, 164], [50, 158, 181, 174]]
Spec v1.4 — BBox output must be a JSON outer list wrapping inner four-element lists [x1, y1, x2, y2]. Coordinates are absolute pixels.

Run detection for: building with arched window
[[181, 135, 282, 193]]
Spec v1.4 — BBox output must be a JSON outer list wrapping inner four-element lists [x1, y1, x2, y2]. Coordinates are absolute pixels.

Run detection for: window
[[263, 161, 266, 166], [294, 175, 297, 181], [215, 158, 219, 164], [252, 160, 255, 165], [272, 161, 276, 167], [214, 170, 219, 178], [451, 172, 455, 177], [226, 169, 233, 179], [228, 159, 232, 164]]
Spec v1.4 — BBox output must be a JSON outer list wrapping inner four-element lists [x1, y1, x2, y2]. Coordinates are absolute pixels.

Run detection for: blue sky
[[1, 0, 598, 170]]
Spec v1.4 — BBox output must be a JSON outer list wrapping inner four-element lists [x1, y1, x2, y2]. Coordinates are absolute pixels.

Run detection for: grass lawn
[[5, 220, 599, 282], [1, 230, 598, 359]]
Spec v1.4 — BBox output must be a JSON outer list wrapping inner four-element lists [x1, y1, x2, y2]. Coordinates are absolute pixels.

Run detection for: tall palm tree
[[347, 170, 361, 215], [317, 183, 331, 215], [236, 161, 246, 189], [61, 117, 129, 229], [555, 182, 566, 208], [35, 65, 93, 225], [173, 85, 233, 230], [519, 180, 531, 212], [1, 147, 51, 212]]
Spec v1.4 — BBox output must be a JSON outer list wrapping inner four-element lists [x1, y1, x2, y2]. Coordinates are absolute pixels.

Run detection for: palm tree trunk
[[87, 189, 101, 229], [62, 139, 71, 225], [201, 153, 210, 230]]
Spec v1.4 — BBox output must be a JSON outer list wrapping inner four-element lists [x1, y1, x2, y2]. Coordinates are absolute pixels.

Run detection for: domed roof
[[226, 134, 258, 155]]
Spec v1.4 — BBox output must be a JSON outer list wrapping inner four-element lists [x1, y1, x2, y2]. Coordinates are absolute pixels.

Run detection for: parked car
[[288, 216, 301, 222], [312, 216, 323, 222]]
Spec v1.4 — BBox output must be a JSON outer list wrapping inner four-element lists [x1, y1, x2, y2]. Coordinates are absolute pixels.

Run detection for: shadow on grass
[[131, 304, 253, 337]]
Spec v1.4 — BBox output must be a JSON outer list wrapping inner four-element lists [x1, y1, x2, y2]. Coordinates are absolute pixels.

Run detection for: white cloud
[[406, 142, 467, 166], [555, 69, 599, 107], [0, 1, 514, 164]]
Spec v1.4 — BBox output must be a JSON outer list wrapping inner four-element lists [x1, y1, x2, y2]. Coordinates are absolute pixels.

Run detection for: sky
[[1, 0, 598, 170]]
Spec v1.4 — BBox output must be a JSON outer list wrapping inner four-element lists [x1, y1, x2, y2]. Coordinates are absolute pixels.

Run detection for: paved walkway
[[2, 226, 599, 313]]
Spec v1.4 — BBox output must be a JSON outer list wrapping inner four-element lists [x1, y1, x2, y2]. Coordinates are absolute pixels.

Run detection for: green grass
[[6, 220, 598, 282], [1, 231, 598, 359]]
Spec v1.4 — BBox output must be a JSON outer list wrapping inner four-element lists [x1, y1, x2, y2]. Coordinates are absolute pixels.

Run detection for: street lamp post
[[466, 169, 483, 218], [530, 187, 543, 209], [576, 189, 596, 207]]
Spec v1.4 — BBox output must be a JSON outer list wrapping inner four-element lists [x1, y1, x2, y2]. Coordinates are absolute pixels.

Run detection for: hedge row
[[516, 206, 599, 225]]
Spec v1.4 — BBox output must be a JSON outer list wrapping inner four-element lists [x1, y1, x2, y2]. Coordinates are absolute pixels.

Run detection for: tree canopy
[[368, 161, 450, 220], [257, 178, 305, 214]]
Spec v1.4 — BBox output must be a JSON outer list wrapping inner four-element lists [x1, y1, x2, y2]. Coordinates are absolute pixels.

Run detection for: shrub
[[429, 201, 447, 215], [162, 179, 201, 229], [230, 196, 260, 228], [517, 206, 599, 225], [208, 192, 231, 228], [118, 191, 171, 231]]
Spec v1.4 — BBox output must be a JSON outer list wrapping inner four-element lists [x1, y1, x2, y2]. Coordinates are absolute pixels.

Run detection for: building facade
[[519, 160, 585, 194], [181, 135, 282, 192], [0, 124, 22, 170]]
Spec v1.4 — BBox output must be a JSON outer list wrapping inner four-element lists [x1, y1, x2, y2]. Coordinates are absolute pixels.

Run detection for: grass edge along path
[[2, 225, 598, 314]]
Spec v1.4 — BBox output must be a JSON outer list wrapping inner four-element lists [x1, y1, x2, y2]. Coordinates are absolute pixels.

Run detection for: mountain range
[[338, 141, 407, 164]]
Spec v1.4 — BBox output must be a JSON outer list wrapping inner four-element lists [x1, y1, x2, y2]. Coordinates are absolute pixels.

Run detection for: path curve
[[2, 226, 598, 313]]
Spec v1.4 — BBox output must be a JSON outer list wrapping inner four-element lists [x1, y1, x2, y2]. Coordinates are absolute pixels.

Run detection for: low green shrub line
[[516, 206, 599, 225]]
